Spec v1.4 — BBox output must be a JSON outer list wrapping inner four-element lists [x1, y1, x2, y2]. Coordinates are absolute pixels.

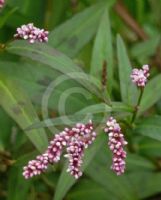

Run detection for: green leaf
[[25, 103, 111, 131], [49, 3, 106, 57], [7, 41, 82, 74], [6, 41, 102, 98], [85, 151, 138, 200], [128, 172, 161, 199], [53, 134, 105, 200], [67, 179, 117, 200], [0, 61, 89, 112], [90, 8, 113, 92], [117, 35, 138, 105], [111, 102, 134, 113], [77, 103, 111, 114], [0, 108, 14, 148], [0, 7, 18, 28], [139, 74, 161, 114], [135, 116, 161, 141], [0, 74, 48, 152], [131, 36, 160, 63], [137, 137, 161, 157], [7, 166, 32, 200], [127, 153, 155, 171]]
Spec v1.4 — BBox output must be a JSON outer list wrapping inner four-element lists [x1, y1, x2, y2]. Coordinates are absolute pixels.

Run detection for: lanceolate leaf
[[53, 134, 105, 200], [128, 172, 161, 199], [117, 35, 138, 105], [111, 102, 134, 113], [25, 103, 112, 131], [6, 41, 102, 98], [25, 102, 133, 131], [0, 74, 48, 152], [90, 8, 113, 92], [0, 61, 89, 112], [66, 179, 116, 200], [7, 166, 32, 200], [135, 116, 161, 141], [139, 74, 161, 114], [85, 150, 138, 200], [131, 36, 160, 62], [49, 3, 107, 57]]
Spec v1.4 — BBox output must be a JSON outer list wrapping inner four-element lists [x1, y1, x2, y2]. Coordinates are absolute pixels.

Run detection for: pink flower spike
[[130, 64, 150, 87], [104, 117, 127, 175], [0, 0, 4, 8], [23, 153, 49, 179], [46, 129, 71, 163], [14, 23, 49, 44], [22, 120, 96, 180], [65, 139, 84, 179], [65, 120, 97, 179]]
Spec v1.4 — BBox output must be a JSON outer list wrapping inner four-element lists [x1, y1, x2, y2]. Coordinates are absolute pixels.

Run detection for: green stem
[[131, 87, 144, 124]]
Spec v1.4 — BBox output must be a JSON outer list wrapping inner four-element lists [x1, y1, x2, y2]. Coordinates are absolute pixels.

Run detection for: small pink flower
[[14, 23, 49, 44], [130, 64, 150, 87], [104, 117, 127, 175], [0, 0, 5, 8]]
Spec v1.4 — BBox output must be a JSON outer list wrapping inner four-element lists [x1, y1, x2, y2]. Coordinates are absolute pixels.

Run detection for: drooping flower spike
[[0, 0, 5, 8], [23, 153, 49, 179], [65, 121, 96, 179], [14, 23, 49, 44], [130, 64, 150, 87], [23, 120, 96, 179], [104, 117, 128, 175]]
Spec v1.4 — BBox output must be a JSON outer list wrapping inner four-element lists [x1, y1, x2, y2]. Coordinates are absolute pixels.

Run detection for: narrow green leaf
[[7, 41, 82, 74], [67, 179, 116, 200], [85, 152, 138, 200], [117, 35, 138, 105], [6, 41, 102, 98], [0, 61, 89, 112], [137, 137, 161, 157], [127, 153, 155, 171], [131, 36, 160, 63], [135, 116, 161, 141], [0, 75, 48, 152], [0, 108, 14, 148], [128, 172, 161, 199], [0, 7, 18, 28], [90, 8, 113, 92], [7, 166, 32, 200], [139, 74, 161, 114], [54, 134, 105, 200], [49, 3, 106, 57], [25, 103, 111, 131], [112, 102, 134, 113]]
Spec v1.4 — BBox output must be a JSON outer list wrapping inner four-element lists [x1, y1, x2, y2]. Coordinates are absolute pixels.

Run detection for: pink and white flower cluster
[[14, 23, 49, 44], [104, 117, 128, 175], [0, 0, 4, 8], [130, 64, 150, 87], [23, 120, 96, 179]]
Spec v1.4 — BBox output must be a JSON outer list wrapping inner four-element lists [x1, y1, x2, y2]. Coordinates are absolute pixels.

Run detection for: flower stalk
[[131, 87, 144, 124]]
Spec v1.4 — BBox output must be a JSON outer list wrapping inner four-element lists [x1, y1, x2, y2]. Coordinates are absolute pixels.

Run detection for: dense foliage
[[0, 0, 161, 200]]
